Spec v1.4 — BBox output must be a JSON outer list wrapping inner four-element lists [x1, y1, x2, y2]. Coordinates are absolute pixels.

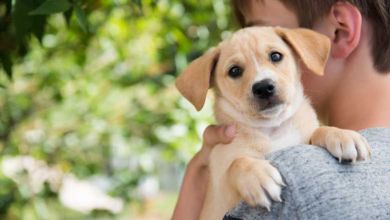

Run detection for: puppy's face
[[214, 28, 303, 125], [176, 27, 330, 127]]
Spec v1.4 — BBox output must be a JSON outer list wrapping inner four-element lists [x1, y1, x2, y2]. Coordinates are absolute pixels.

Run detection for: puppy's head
[[176, 27, 330, 127]]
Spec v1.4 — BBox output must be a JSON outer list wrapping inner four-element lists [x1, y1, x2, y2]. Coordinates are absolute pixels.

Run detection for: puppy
[[176, 27, 371, 220]]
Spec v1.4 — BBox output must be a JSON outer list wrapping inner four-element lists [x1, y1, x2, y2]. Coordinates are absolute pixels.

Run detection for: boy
[[172, 0, 390, 219]]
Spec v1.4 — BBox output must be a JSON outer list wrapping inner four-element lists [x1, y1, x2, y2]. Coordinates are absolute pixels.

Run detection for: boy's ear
[[175, 47, 220, 111], [328, 2, 362, 59], [275, 27, 331, 76]]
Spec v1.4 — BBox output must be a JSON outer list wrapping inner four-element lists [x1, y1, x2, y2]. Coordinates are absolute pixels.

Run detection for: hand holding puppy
[[172, 124, 235, 220]]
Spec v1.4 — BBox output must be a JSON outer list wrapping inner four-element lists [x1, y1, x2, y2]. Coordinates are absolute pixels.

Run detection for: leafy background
[[0, 0, 234, 219]]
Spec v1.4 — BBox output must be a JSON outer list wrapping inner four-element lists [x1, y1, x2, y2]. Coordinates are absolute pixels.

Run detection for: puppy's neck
[[214, 96, 318, 152]]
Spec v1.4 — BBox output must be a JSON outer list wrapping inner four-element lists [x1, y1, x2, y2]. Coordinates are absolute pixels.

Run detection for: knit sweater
[[225, 128, 390, 220]]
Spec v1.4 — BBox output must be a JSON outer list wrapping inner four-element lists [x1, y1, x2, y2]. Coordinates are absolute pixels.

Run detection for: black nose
[[252, 79, 276, 99]]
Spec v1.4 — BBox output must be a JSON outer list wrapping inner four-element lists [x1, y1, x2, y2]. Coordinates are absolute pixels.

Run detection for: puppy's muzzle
[[252, 79, 282, 110]]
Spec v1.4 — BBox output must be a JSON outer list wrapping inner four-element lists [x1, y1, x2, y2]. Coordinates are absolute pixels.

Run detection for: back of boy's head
[[231, 0, 390, 73]]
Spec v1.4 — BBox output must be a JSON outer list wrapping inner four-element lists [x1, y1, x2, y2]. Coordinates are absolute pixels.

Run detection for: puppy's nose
[[252, 79, 276, 99]]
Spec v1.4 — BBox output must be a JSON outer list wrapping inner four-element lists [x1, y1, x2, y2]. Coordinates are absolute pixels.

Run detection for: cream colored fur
[[176, 27, 371, 220]]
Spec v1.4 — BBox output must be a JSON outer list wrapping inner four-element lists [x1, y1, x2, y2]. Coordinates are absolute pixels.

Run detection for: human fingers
[[202, 124, 236, 149]]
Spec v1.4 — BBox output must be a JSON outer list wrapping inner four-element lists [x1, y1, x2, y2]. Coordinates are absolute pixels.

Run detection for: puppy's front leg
[[227, 157, 285, 211], [310, 126, 372, 162]]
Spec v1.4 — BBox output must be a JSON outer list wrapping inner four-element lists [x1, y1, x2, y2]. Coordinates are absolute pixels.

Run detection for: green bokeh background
[[0, 0, 235, 219]]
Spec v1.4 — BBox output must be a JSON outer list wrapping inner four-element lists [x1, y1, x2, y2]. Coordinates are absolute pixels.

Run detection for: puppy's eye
[[270, 51, 283, 63], [228, 65, 243, 78]]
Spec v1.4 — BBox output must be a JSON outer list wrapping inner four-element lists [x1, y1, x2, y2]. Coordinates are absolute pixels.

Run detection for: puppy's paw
[[311, 126, 372, 163], [228, 157, 285, 211]]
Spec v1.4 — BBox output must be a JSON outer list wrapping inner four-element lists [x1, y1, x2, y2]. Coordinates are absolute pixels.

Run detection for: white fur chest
[[264, 123, 304, 153]]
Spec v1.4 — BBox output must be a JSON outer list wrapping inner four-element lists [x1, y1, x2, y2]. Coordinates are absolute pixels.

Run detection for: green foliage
[[29, 0, 72, 15], [0, 0, 234, 218], [0, 0, 92, 78]]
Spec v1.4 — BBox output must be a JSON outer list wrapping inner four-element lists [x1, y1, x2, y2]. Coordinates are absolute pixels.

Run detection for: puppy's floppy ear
[[176, 47, 220, 111], [275, 27, 331, 75]]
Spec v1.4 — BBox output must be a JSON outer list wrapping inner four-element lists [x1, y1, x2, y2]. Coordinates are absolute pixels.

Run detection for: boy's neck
[[325, 51, 390, 130]]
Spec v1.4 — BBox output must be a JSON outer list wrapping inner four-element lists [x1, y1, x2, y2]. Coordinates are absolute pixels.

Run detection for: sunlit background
[[0, 0, 234, 219]]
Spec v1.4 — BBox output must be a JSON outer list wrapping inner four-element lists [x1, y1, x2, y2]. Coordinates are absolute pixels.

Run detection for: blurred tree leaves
[[0, 0, 234, 218], [29, 0, 72, 15], [0, 53, 12, 79], [0, 0, 93, 78]]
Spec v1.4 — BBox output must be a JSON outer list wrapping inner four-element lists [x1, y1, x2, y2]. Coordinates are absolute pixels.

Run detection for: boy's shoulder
[[225, 127, 390, 220]]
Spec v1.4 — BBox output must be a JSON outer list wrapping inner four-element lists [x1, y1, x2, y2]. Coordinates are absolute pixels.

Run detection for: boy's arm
[[172, 125, 236, 220], [171, 153, 209, 220]]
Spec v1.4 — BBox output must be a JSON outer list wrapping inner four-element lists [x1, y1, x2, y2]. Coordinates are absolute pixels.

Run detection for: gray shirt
[[225, 128, 390, 220]]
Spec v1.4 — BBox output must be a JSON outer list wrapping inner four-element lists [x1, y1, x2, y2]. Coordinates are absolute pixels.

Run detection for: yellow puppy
[[176, 27, 371, 220]]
